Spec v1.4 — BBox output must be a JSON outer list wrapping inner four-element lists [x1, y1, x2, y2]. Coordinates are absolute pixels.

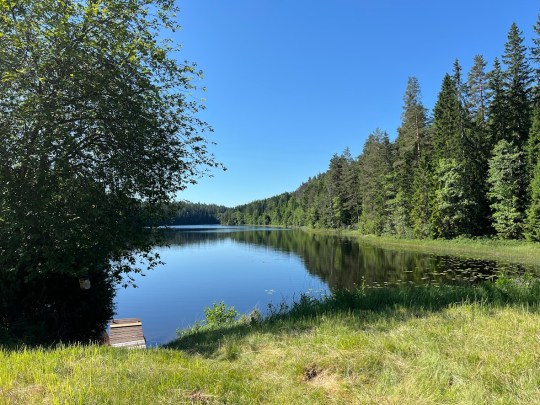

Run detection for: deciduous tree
[[0, 0, 220, 340]]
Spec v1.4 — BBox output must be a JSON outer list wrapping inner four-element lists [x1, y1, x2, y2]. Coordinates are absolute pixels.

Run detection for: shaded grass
[[2, 280, 540, 404]]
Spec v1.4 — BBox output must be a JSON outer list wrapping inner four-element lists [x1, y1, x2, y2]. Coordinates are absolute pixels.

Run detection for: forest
[[220, 18, 540, 241], [164, 202, 227, 225]]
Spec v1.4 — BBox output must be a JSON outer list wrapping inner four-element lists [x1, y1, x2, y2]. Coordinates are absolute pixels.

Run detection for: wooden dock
[[109, 318, 146, 349]]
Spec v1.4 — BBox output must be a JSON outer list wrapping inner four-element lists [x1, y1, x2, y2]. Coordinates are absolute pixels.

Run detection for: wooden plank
[[111, 329, 143, 334], [110, 335, 144, 341], [111, 318, 141, 324], [109, 335, 144, 341], [110, 322, 141, 328], [110, 340, 146, 349], [110, 326, 142, 333], [108, 317, 146, 349]]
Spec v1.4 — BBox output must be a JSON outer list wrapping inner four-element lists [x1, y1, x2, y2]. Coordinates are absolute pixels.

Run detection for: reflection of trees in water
[[162, 229, 523, 292]]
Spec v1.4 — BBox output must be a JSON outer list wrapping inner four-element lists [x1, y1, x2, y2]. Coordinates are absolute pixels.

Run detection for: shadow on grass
[[166, 277, 540, 357]]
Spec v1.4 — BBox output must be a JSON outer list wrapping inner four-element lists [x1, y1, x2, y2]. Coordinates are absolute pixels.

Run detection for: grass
[[301, 227, 540, 267], [2, 279, 540, 404]]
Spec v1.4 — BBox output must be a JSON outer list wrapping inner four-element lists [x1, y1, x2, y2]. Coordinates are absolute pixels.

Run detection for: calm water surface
[[114, 226, 538, 345]]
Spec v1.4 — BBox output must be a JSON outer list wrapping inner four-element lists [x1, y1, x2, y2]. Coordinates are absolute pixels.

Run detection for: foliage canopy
[[0, 0, 220, 341], [0, 0, 220, 283]]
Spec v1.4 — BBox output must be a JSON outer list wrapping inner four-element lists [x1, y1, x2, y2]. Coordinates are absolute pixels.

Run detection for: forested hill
[[165, 202, 228, 225], [220, 18, 540, 241]]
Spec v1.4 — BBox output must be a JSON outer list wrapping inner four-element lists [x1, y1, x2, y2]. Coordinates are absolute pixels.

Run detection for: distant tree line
[[220, 17, 540, 241], [165, 202, 227, 225]]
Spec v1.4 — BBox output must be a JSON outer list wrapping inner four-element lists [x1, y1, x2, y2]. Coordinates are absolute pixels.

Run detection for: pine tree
[[467, 55, 489, 128]]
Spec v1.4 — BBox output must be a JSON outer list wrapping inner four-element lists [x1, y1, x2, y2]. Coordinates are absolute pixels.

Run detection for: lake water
[[114, 226, 538, 345]]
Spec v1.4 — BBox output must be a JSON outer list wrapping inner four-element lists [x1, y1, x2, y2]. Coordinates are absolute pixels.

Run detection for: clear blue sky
[[174, 0, 539, 208]]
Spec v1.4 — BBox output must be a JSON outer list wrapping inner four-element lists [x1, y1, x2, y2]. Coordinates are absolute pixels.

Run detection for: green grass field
[[2, 280, 540, 404]]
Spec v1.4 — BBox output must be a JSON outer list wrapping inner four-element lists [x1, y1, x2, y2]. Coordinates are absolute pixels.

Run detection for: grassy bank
[[2, 280, 540, 404], [301, 227, 540, 267]]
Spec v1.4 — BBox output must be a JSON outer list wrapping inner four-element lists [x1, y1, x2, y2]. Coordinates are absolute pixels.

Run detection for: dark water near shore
[[114, 226, 538, 345]]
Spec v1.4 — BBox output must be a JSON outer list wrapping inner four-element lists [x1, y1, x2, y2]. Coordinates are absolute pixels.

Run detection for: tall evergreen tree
[[528, 14, 540, 174], [467, 55, 490, 128], [502, 22, 533, 146], [432, 74, 462, 160], [466, 55, 493, 233], [430, 71, 477, 236], [341, 149, 362, 225], [452, 59, 473, 152], [497, 23, 534, 233], [488, 58, 508, 145], [431, 158, 475, 238], [453, 59, 469, 117], [410, 153, 434, 238], [524, 14, 540, 240], [528, 110, 540, 174], [487, 140, 526, 239], [358, 129, 392, 235], [531, 13, 540, 95], [327, 152, 346, 227], [392, 77, 428, 235], [525, 159, 540, 241]]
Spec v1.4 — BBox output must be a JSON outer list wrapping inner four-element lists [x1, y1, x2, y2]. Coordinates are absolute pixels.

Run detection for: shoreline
[[291, 227, 540, 267]]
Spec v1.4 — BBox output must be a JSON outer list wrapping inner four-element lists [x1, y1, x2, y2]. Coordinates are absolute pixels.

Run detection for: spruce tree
[[528, 14, 540, 174], [430, 71, 476, 236], [432, 74, 462, 161], [410, 153, 434, 238], [527, 110, 540, 174], [487, 140, 526, 239], [453, 59, 470, 123], [358, 130, 392, 235], [466, 55, 493, 234], [431, 159, 476, 238], [488, 58, 508, 145], [502, 22, 533, 146], [327, 153, 346, 227], [531, 13, 540, 93], [341, 149, 362, 225], [393, 77, 428, 235], [524, 15, 540, 240], [525, 159, 540, 241], [452, 59, 472, 154]]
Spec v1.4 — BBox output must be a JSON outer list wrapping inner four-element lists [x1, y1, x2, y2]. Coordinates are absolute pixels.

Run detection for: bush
[[204, 302, 239, 327]]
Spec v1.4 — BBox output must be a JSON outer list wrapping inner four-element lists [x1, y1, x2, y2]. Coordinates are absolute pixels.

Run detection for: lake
[[114, 226, 538, 345]]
